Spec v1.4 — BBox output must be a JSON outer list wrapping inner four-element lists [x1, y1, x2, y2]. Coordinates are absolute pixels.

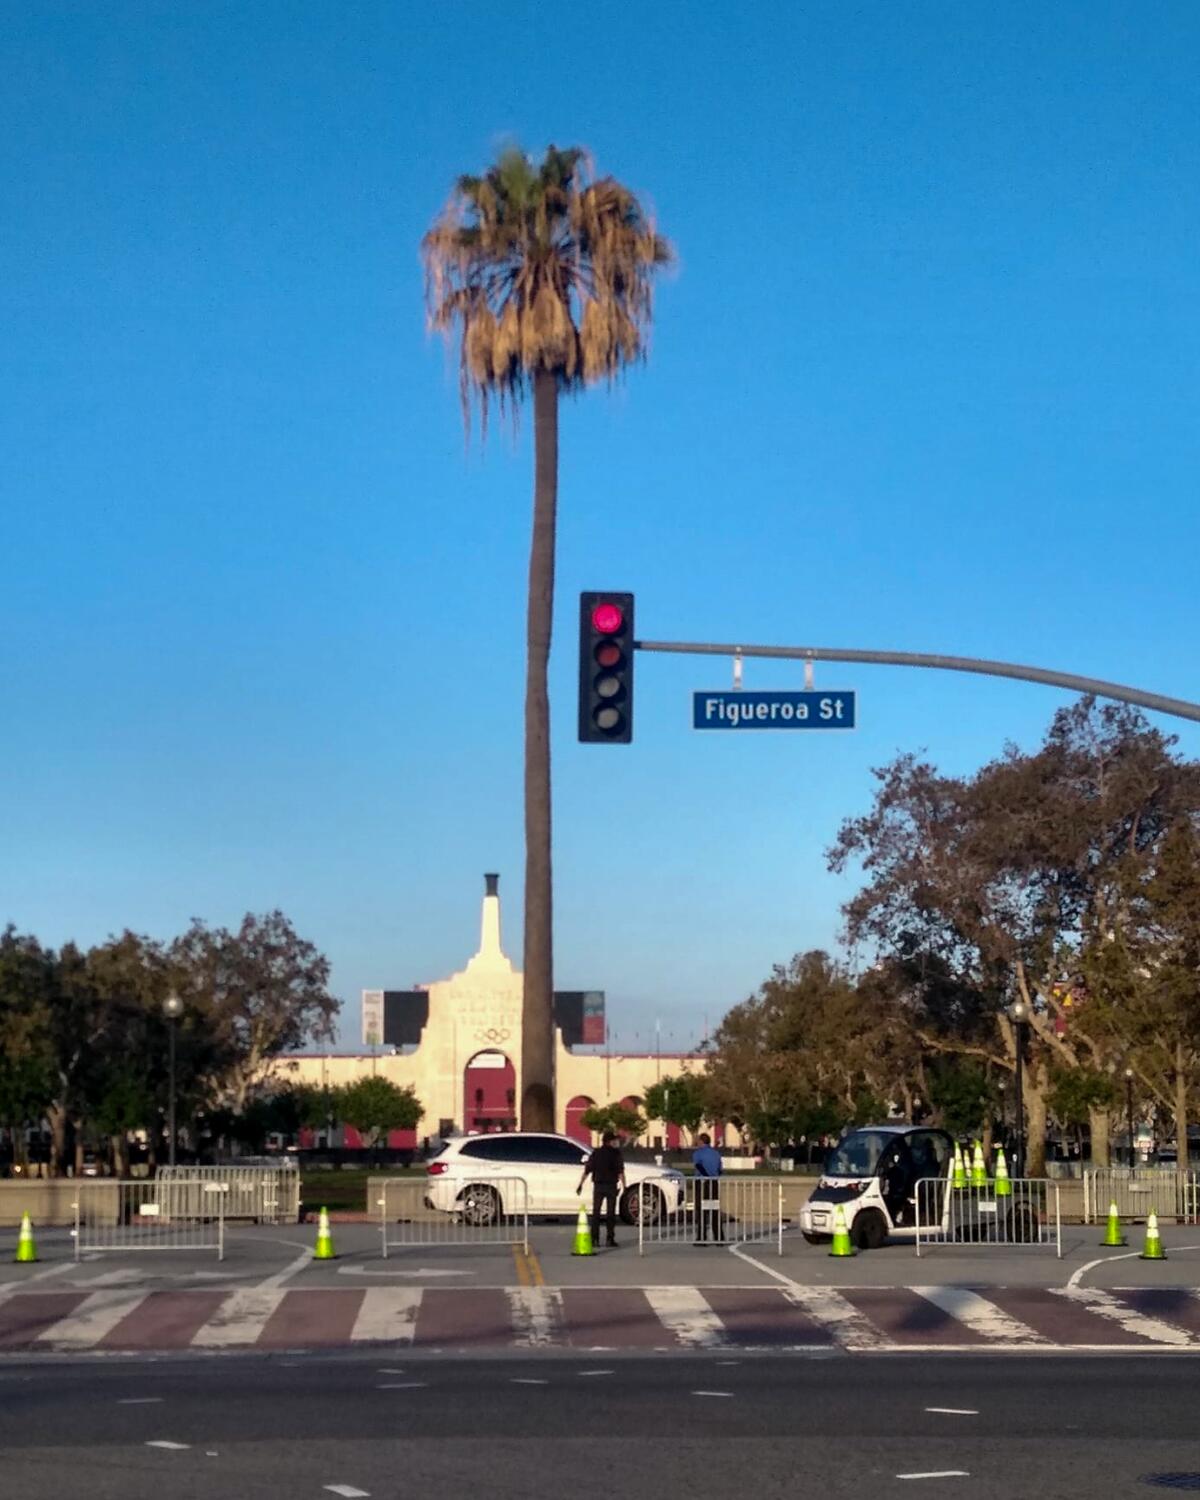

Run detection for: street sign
[[693, 690, 856, 730]]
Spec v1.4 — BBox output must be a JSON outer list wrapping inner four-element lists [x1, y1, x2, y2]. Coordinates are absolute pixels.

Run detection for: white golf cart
[[798, 1123, 955, 1250]]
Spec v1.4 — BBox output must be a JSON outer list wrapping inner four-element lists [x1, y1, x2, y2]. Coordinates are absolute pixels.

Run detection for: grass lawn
[[300, 1165, 423, 1214]]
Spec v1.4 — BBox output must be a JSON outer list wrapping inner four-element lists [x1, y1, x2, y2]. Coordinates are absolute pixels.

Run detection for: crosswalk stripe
[[191, 1289, 285, 1348], [1053, 1286, 1196, 1346], [914, 1287, 1049, 1344], [38, 1290, 149, 1349], [643, 1287, 725, 1347], [783, 1286, 887, 1350], [506, 1287, 564, 1347], [350, 1289, 421, 1344]]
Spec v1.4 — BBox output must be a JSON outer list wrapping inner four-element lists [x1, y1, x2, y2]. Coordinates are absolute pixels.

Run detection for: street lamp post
[[1125, 1067, 1136, 1170], [1010, 1000, 1029, 1178], [162, 993, 184, 1168]]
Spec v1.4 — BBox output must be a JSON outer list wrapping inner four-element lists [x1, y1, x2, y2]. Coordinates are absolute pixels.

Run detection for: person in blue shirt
[[692, 1133, 723, 1242]]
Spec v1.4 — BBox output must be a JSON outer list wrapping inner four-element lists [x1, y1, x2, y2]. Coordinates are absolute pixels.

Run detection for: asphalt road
[[2, 1351, 1198, 1499]]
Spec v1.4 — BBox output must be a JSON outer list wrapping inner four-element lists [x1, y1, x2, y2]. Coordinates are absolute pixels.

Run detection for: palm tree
[[423, 145, 671, 1131]]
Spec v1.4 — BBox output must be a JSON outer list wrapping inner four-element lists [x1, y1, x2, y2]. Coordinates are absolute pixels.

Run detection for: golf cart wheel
[[1007, 1204, 1039, 1243], [460, 1184, 501, 1227], [851, 1208, 888, 1251], [621, 1184, 665, 1226], [802, 1232, 831, 1245]]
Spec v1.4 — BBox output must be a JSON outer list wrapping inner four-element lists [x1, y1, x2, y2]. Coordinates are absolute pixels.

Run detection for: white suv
[[425, 1133, 687, 1225]]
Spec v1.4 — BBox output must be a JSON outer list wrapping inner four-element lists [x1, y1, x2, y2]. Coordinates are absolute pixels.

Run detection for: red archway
[[463, 1050, 516, 1133], [565, 1095, 595, 1147]]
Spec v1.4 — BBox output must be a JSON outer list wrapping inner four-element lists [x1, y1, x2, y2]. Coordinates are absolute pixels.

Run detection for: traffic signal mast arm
[[634, 639, 1200, 725]]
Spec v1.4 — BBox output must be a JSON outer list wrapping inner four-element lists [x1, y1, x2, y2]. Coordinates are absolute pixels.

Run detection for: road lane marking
[[37, 1290, 147, 1349], [146, 1441, 189, 1451], [926, 1408, 978, 1415], [511, 1246, 530, 1287], [897, 1472, 969, 1480], [512, 1378, 548, 1385], [377, 1382, 426, 1389], [643, 1287, 725, 1348], [577, 1369, 613, 1377], [1067, 1243, 1200, 1289], [349, 1289, 421, 1344], [914, 1286, 1048, 1344], [324, 1487, 369, 1498], [256, 1248, 312, 1291], [506, 1286, 563, 1347], [526, 1247, 545, 1286], [782, 1286, 887, 1350], [118, 1397, 163, 1405], [692, 1390, 733, 1397], [191, 1289, 284, 1348], [1055, 1286, 1195, 1345]]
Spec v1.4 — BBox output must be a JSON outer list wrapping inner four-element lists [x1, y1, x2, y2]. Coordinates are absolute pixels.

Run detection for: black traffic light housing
[[578, 592, 635, 743]]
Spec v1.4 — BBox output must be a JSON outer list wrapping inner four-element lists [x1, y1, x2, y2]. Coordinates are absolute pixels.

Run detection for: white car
[[424, 1132, 687, 1225]]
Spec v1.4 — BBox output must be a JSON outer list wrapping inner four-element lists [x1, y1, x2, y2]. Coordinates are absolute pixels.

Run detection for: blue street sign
[[693, 690, 856, 730]]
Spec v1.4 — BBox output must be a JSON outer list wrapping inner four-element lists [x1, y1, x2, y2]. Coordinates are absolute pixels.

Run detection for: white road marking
[[376, 1382, 426, 1390], [118, 1397, 163, 1405], [926, 1408, 978, 1415], [511, 1378, 548, 1385], [349, 1288, 421, 1344], [644, 1286, 725, 1348], [577, 1369, 613, 1377], [692, 1390, 733, 1397], [146, 1440, 190, 1451], [338, 1266, 473, 1279], [324, 1487, 370, 1498], [1055, 1286, 1195, 1346], [1067, 1243, 1200, 1289], [897, 1472, 969, 1480], [377, 1368, 406, 1374], [782, 1286, 887, 1351], [191, 1289, 284, 1347], [914, 1286, 1048, 1344], [37, 1290, 146, 1349], [256, 1248, 312, 1291], [506, 1286, 563, 1347]]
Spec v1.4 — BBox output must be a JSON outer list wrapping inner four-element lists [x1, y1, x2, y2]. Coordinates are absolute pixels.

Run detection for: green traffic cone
[[571, 1201, 594, 1256], [14, 1212, 37, 1264], [970, 1141, 988, 1187], [829, 1204, 856, 1257], [994, 1148, 1012, 1197], [1101, 1200, 1126, 1247], [951, 1142, 967, 1190], [313, 1205, 336, 1260], [1140, 1208, 1167, 1261]]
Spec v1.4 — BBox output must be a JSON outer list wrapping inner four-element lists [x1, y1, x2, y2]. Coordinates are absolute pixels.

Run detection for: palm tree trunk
[[521, 369, 558, 1131]]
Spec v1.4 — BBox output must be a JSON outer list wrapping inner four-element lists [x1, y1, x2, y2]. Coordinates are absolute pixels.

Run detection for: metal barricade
[[74, 1179, 225, 1261], [1082, 1168, 1199, 1225], [636, 1175, 784, 1256], [379, 1175, 529, 1257], [914, 1177, 1060, 1258], [157, 1164, 300, 1224]]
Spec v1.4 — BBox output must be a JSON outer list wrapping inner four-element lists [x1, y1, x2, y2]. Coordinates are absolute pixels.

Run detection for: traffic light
[[578, 591, 635, 743]]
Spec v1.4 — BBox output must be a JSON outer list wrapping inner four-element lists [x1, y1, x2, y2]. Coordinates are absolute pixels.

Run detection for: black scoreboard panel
[[381, 991, 430, 1047]]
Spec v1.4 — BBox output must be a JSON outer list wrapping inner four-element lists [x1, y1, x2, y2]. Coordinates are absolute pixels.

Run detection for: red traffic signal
[[579, 592, 635, 744]]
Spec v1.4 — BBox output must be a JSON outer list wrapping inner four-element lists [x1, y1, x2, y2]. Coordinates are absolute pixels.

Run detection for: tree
[[580, 1101, 646, 1141], [643, 1073, 707, 1143], [171, 912, 339, 1115], [339, 1077, 424, 1151], [829, 698, 1200, 1174], [423, 145, 672, 1130]]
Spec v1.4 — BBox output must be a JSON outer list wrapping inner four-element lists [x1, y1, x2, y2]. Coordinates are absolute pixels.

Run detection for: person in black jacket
[[577, 1131, 627, 1248]]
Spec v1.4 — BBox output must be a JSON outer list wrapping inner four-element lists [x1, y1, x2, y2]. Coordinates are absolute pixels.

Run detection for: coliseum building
[[279, 875, 715, 1150]]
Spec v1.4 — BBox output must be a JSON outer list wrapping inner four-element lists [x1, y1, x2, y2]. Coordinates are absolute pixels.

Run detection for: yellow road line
[[512, 1244, 530, 1286], [526, 1247, 545, 1287]]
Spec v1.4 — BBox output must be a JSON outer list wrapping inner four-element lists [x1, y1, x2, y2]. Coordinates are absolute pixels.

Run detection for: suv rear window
[[460, 1137, 522, 1162]]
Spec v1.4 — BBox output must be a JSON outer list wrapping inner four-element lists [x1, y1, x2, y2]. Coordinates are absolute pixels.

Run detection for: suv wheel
[[621, 1184, 665, 1226], [460, 1184, 501, 1227]]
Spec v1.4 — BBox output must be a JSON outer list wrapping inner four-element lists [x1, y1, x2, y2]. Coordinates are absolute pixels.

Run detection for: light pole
[[1010, 1000, 1028, 1178], [1125, 1067, 1136, 1169], [162, 993, 184, 1168]]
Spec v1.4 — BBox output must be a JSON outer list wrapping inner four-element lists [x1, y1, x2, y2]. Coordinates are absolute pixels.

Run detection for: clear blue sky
[[4, 2, 1199, 1053]]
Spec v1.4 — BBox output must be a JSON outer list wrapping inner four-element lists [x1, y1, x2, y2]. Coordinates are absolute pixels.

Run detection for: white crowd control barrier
[[1082, 1167, 1200, 1225], [379, 1176, 530, 1257], [636, 1175, 784, 1256], [914, 1177, 1061, 1257], [74, 1179, 225, 1261], [157, 1164, 300, 1224]]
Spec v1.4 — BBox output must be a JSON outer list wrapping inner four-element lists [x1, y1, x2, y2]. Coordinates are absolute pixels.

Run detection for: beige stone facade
[[276, 877, 720, 1148]]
